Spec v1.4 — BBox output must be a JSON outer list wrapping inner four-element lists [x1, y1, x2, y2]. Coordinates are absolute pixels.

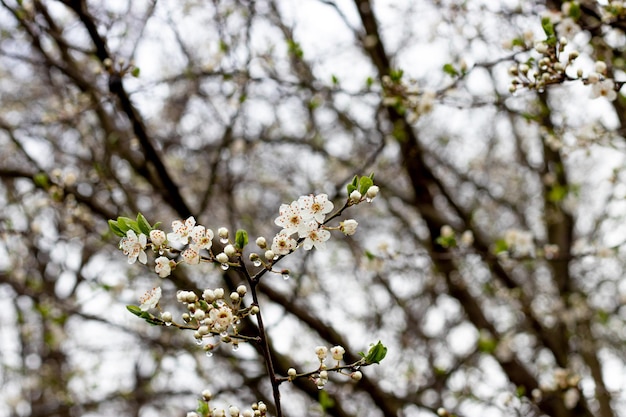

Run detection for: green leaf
[[116, 217, 134, 233], [389, 69, 404, 82], [568, 2, 581, 19], [318, 389, 335, 411], [541, 17, 557, 45], [361, 340, 387, 364], [136, 212, 152, 235], [358, 176, 374, 195], [131, 67, 140, 77], [126, 305, 143, 317], [347, 175, 358, 195], [548, 184, 568, 202], [436, 235, 456, 248], [33, 172, 49, 189], [196, 399, 210, 415], [331, 74, 339, 85], [511, 37, 525, 47], [235, 229, 249, 250], [108, 220, 126, 237], [493, 239, 509, 254], [443, 63, 459, 77]]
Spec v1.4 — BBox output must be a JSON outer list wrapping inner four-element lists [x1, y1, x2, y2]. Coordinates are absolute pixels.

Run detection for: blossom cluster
[[286, 345, 363, 390], [507, 4, 623, 100], [188, 390, 269, 417], [263, 188, 377, 259], [381, 72, 435, 123]]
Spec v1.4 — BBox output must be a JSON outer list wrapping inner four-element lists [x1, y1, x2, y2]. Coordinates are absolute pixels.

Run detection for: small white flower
[[274, 201, 305, 236], [298, 194, 334, 223], [504, 229, 535, 257], [149, 229, 166, 247], [330, 345, 345, 361], [315, 345, 328, 361], [120, 230, 148, 264], [557, 17, 580, 40], [300, 222, 331, 250], [182, 246, 200, 264], [591, 79, 617, 101], [340, 219, 358, 235], [139, 287, 161, 311], [440, 225, 454, 238], [271, 232, 297, 255], [155, 256, 173, 277], [167, 216, 196, 245], [190, 225, 214, 250], [460, 230, 474, 246], [210, 305, 234, 332]]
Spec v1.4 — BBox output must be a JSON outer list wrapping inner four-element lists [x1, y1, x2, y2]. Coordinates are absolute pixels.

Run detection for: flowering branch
[[108, 175, 386, 417]]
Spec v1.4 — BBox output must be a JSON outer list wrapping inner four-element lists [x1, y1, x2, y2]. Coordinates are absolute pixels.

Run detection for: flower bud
[[237, 285, 247, 295], [366, 185, 379, 200], [203, 289, 215, 301], [214, 288, 225, 298], [230, 292, 240, 302], [351, 371, 362, 381], [161, 311, 172, 322], [202, 389, 212, 401], [340, 219, 358, 235], [216, 252, 229, 263], [229, 406, 240, 417], [256, 236, 267, 249], [349, 190, 362, 203], [330, 345, 345, 361], [264, 250, 275, 260], [288, 368, 297, 377], [224, 244, 237, 257], [150, 229, 166, 247], [315, 346, 328, 360]]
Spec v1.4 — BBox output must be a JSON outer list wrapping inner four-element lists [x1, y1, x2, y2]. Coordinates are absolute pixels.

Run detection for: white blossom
[[271, 232, 297, 255], [298, 194, 333, 223], [120, 230, 148, 264], [274, 201, 305, 236], [591, 79, 617, 101], [155, 256, 173, 277], [167, 216, 196, 245], [190, 225, 214, 250], [139, 287, 161, 311], [300, 222, 331, 250]]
